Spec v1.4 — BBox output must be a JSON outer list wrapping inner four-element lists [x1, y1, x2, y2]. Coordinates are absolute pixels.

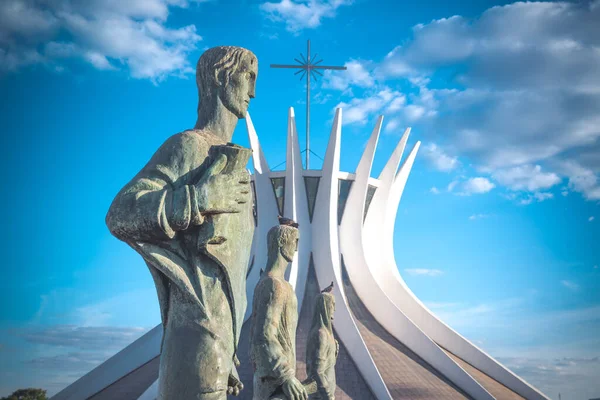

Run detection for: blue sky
[[0, 0, 599, 398]]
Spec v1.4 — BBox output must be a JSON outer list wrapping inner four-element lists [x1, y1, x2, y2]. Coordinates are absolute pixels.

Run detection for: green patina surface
[[106, 46, 258, 400]]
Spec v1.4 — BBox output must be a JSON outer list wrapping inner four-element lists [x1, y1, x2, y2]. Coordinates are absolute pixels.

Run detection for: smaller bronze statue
[[249, 221, 307, 400], [304, 285, 338, 400]]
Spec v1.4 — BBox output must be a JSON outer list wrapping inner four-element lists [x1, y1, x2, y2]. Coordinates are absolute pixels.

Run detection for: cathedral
[[52, 108, 549, 400]]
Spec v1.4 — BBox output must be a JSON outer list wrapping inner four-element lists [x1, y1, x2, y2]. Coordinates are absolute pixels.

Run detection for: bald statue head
[[266, 223, 299, 268], [196, 46, 258, 120]]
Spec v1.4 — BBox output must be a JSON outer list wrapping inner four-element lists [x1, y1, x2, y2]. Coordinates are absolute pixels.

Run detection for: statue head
[[196, 46, 258, 119], [311, 291, 335, 332], [267, 222, 299, 267]]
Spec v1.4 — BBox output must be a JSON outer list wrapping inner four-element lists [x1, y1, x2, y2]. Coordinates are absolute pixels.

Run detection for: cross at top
[[271, 40, 347, 169]]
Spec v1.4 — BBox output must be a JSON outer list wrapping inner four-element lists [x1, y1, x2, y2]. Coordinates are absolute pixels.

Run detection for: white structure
[[53, 108, 550, 400]]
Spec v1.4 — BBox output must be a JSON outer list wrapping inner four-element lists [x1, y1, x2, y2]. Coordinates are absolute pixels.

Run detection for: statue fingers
[[236, 191, 252, 203], [206, 205, 240, 214], [294, 385, 306, 400], [203, 153, 228, 179], [234, 169, 251, 184], [288, 388, 299, 400]]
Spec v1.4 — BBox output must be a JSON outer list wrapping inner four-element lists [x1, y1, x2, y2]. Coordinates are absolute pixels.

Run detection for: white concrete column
[[312, 109, 392, 400], [284, 107, 312, 310], [244, 112, 280, 322]]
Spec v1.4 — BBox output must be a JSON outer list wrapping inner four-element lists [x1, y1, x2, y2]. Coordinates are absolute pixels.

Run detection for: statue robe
[[249, 276, 298, 400], [305, 293, 338, 400], [106, 129, 254, 396]]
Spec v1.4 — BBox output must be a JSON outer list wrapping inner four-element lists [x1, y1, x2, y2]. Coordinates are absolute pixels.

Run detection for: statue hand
[[227, 373, 243, 396], [282, 377, 308, 400], [194, 154, 251, 215], [335, 339, 339, 357]]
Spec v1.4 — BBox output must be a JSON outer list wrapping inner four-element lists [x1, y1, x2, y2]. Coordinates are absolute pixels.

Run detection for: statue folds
[[106, 46, 257, 400], [304, 285, 338, 400], [249, 222, 307, 400]]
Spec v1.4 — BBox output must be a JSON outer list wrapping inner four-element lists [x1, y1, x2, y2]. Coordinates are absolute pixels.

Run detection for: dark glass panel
[[250, 181, 257, 226], [303, 176, 320, 222], [337, 179, 353, 225], [270, 177, 285, 216], [363, 185, 377, 222]]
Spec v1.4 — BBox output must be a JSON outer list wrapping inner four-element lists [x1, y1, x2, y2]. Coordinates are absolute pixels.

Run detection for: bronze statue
[[106, 46, 257, 399], [304, 286, 338, 399], [249, 222, 307, 400]]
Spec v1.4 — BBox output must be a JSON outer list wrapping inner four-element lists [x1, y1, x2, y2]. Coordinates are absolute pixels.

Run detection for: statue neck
[[194, 96, 238, 142], [266, 252, 289, 278]]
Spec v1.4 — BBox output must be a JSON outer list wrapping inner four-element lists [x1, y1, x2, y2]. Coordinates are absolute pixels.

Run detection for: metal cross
[[271, 39, 347, 169]]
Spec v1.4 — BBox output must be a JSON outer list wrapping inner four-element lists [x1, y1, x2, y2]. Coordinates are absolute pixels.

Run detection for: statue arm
[[252, 280, 295, 385], [106, 133, 204, 243]]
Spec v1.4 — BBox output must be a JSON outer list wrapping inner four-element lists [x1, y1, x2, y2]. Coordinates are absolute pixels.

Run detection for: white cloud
[[497, 355, 600, 400], [386, 96, 406, 113], [334, 87, 404, 126], [71, 288, 158, 327], [322, 59, 374, 91], [404, 268, 444, 277], [493, 165, 561, 192], [459, 177, 495, 195], [589, 216, 595, 222], [447, 180, 459, 192], [260, 0, 352, 34], [430, 187, 441, 195], [384, 117, 402, 133], [422, 143, 459, 172], [559, 160, 600, 201], [404, 104, 425, 121], [16, 324, 151, 396], [518, 192, 554, 206], [561, 280, 580, 291], [325, 2, 600, 201], [0, 0, 203, 81], [469, 213, 489, 220], [313, 91, 332, 104], [20, 325, 148, 351]]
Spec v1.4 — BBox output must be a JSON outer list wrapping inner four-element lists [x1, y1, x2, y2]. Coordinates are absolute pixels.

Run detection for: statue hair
[[266, 224, 298, 266], [196, 46, 257, 102]]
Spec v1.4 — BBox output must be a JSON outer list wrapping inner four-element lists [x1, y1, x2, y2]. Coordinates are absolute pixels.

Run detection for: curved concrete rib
[[376, 147, 551, 400], [244, 112, 280, 322], [341, 128, 494, 400], [312, 108, 392, 400], [137, 379, 158, 400], [362, 127, 410, 286], [284, 107, 312, 310], [51, 325, 162, 400]]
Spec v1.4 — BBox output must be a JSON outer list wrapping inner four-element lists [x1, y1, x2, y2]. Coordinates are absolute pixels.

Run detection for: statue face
[[326, 296, 335, 321], [220, 55, 257, 119], [280, 228, 299, 262]]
